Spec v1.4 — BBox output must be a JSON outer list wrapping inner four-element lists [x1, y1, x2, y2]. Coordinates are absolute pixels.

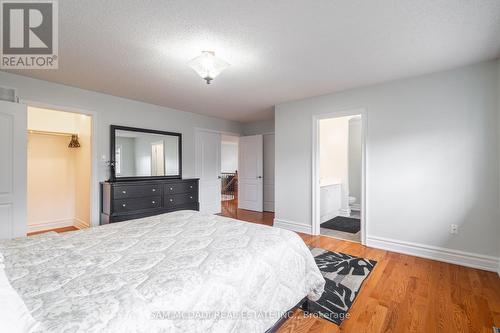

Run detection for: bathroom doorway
[[312, 111, 365, 243], [27, 106, 92, 234]]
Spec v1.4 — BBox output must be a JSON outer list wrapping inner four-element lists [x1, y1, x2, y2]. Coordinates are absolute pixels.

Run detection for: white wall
[[0, 71, 242, 226], [27, 134, 76, 231], [275, 60, 500, 266], [242, 118, 275, 136], [73, 114, 92, 229], [348, 117, 362, 207], [319, 117, 350, 214]]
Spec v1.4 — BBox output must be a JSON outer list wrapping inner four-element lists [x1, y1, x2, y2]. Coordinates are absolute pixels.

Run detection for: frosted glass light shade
[[188, 51, 230, 84]]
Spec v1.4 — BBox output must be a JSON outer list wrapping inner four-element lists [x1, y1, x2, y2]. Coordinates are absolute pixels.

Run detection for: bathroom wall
[[319, 117, 350, 214], [348, 117, 362, 209]]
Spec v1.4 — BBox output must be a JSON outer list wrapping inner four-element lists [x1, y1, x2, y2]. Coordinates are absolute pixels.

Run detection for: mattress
[[0, 210, 325, 332]]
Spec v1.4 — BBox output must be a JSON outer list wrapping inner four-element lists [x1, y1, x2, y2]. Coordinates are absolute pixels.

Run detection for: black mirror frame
[[110, 125, 182, 181]]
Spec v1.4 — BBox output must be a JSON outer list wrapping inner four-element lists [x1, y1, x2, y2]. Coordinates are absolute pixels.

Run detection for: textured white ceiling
[[6, 0, 500, 122]]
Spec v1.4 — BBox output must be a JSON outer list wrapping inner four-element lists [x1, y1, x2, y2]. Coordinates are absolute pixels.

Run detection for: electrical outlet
[[450, 224, 459, 235]]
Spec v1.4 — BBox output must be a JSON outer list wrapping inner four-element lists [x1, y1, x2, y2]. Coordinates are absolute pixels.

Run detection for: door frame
[[21, 99, 100, 228], [311, 108, 367, 244]]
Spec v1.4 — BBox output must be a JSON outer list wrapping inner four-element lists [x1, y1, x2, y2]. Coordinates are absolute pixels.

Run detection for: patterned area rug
[[305, 247, 376, 325]]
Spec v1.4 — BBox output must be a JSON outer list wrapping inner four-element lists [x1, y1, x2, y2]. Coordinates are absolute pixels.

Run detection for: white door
[[195, 130, 221, 214], [263, 134, 275, 212], [238, 135, 263, 212], [0, 101, 27, 239]]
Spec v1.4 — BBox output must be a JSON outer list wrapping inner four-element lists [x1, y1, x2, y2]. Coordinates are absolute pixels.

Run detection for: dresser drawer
[[165, 193, 198, 207], [114, 196, 162, 213], [164, 181, 198, 195], [114, 184, 162, 199]]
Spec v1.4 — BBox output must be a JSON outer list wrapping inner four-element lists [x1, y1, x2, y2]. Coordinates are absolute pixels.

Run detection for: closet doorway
[[27, 106, 92, 234]]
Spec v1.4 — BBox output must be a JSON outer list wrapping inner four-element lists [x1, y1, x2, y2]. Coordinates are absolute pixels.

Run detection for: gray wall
[[498, 59, 500, 275], [275, 60, 499, 259], [242, 118, 275, 135], [0, 72, 243, 225]]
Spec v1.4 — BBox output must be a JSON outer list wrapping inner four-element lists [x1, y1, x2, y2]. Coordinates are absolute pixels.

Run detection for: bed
[[0, 210, 325, 332]]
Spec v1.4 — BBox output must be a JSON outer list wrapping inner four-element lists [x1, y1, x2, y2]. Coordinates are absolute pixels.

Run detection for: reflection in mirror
[[115, 130, 179, 177]]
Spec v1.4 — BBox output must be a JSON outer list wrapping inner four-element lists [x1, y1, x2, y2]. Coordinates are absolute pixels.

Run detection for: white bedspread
[[0, 210, 325, 333]]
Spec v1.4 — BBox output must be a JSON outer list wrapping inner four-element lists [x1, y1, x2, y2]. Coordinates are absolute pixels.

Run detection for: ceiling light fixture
[[188, 51, 230, 84]]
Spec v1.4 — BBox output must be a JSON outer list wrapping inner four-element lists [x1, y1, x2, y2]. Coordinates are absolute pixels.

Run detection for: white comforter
[[0, 211, 325, 333]]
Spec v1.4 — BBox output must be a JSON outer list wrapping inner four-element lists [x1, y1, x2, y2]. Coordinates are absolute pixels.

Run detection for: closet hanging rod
[[28, 130, 76, 137]]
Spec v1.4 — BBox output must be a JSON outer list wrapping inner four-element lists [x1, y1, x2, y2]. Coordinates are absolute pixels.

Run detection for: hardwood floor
[[27, 226, 79, 236], [220, 200, 500, 333], [220, 198, 274, 225]]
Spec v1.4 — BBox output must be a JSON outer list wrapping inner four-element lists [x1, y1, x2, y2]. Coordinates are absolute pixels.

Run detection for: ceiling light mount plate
[[188, 51, 230, 84]]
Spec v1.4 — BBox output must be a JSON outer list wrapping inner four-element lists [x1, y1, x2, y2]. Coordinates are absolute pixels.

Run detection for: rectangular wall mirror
[[110, 125, 182, 180]]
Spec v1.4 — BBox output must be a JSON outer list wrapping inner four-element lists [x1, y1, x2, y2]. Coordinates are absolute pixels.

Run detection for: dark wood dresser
[[100, 178, 199, 225]]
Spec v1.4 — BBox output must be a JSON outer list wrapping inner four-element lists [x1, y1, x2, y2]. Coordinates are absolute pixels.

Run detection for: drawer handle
[[169, 198, 173, 202], [169, 187, 173, 191], [189, 185, 193, 189], [122, 190, 127, 194], [122, 203, 126, 207], [152, 189, 156, 192], [190, 196, 193, 199], [152, 201, 156, 204]]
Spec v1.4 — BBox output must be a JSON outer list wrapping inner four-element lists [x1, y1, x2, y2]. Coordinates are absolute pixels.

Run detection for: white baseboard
[[28, 218, 75, 233], [73, 218, 89, 230], [366, 235, 499, 272], [273, 218, 312, 234]]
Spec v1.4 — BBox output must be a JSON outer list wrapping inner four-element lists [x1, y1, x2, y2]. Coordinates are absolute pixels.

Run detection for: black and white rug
[[320, 216, 360, 233], [305, 247, 376, 325]]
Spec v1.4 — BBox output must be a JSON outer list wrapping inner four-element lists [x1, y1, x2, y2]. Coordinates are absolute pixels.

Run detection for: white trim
[[20, 99, 100, 228], [73, 218, 89, 230], [366, 235, 499, 272], [28, 219, 74, 233], [311, 108, 367, 245], [273, 218, 312, 234]]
